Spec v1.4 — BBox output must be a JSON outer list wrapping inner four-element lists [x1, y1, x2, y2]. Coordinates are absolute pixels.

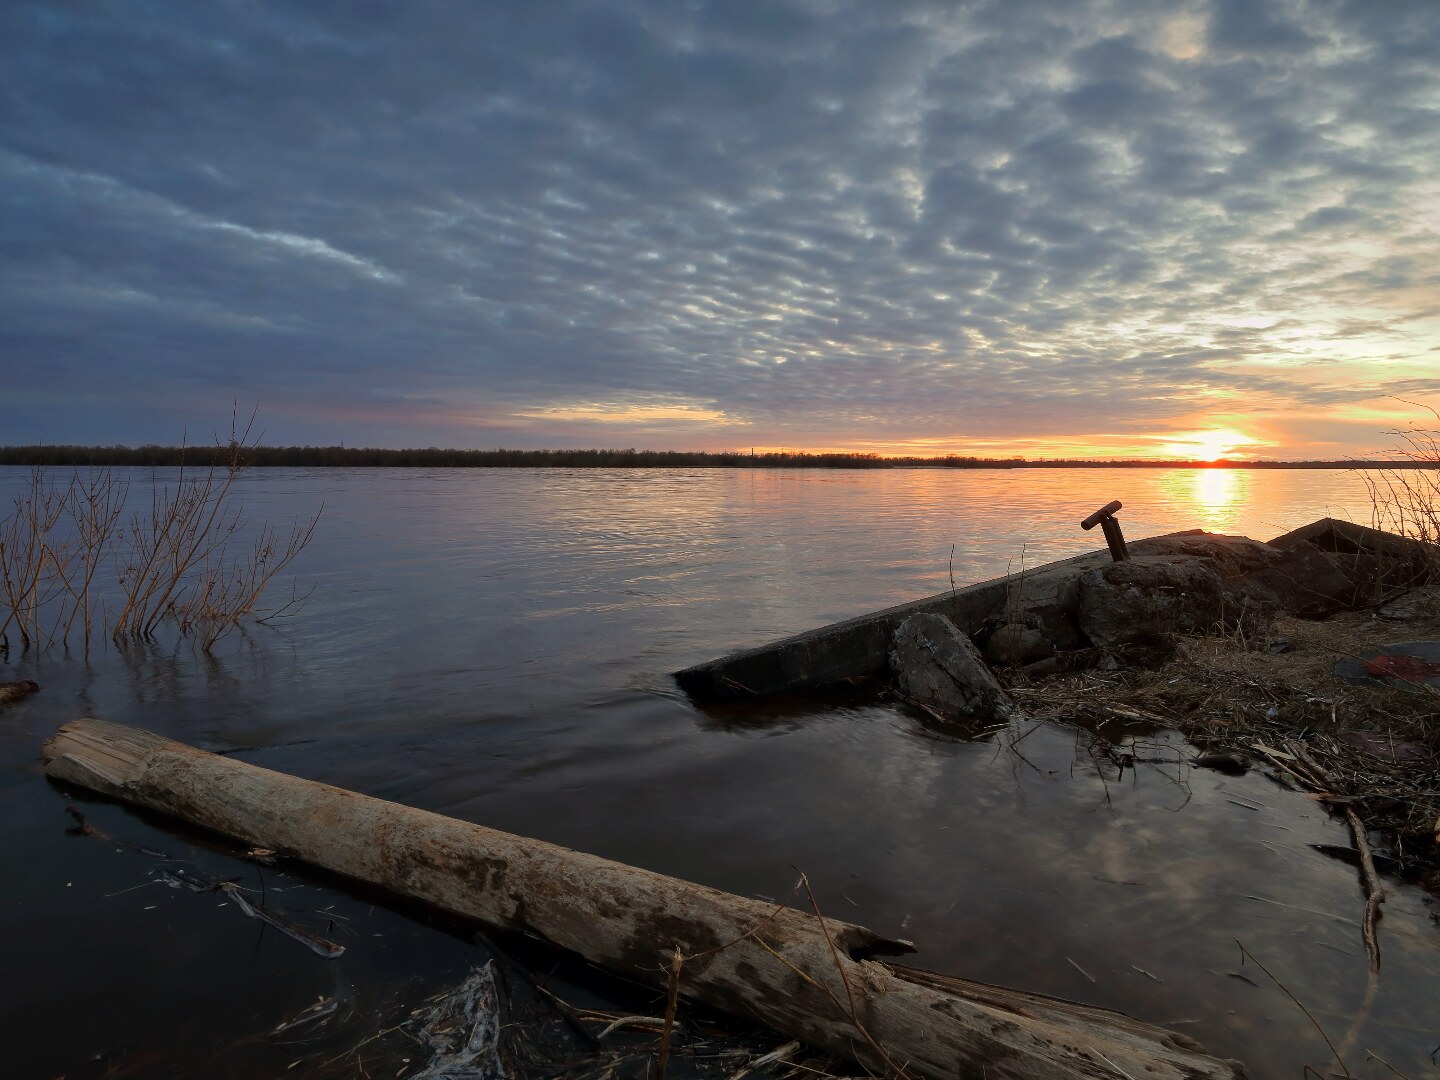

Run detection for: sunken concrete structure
[[675, 518, 1437, 702]]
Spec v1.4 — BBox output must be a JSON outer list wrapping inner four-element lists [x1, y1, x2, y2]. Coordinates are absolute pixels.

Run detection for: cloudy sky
[[4, 0, 1439, 459]]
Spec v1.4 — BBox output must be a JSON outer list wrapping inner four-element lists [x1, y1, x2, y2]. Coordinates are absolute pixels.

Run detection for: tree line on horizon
[[0, 444, 1428, 469]]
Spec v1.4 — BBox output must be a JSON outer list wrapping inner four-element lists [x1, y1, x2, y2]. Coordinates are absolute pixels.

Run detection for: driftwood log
[[44, 719, 1244, 1079]]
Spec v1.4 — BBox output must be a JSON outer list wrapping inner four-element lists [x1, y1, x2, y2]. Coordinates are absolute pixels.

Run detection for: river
[[2, 465, 1435, 1077]]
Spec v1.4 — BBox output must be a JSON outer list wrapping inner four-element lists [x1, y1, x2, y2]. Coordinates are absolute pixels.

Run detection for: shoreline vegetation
[[1, 419, 319, 654], [3, 444, 1439, 470]]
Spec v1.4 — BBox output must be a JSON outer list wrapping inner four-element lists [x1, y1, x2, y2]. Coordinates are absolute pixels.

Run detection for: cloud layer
[[4, 0, 1439, 455]]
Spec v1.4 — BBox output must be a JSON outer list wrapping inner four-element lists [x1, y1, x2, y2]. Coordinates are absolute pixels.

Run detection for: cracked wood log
[[44, 718, 1245, 1080]]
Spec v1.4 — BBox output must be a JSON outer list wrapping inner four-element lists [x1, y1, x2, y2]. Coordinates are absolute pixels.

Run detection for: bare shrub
[[1365, 405, 1440, 593], [171, 515, 320, 651], [1367, 407, 1440, 542], [0, 468, 75, 650], [58, 466, 127, 647], [110, 436, 248, 640], [0, 411, 319, 654]]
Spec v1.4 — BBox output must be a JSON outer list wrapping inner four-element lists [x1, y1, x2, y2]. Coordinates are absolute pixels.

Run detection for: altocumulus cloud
[[2, 0, 1438, 454]]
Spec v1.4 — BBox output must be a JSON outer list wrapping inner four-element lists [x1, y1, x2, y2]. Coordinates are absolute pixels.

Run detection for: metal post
[[1099, 515, 1129, 561], [1080, 500, 1129, 562]]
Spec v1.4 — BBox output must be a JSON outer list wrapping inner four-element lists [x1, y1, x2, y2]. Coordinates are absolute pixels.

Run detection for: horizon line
[[1, 444, 1436, 470]]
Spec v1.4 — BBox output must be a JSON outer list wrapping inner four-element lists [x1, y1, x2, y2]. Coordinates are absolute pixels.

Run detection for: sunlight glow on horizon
[[386, 392, 1440, 463], [751, 425, 1272, 461], [1156, 428, 1260, 462]]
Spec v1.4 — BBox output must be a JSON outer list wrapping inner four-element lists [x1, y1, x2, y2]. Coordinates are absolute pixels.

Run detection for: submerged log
[[44, 719, 1244, 1079]]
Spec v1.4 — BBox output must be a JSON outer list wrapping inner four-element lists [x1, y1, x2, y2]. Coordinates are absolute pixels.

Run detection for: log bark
[[44, 719, 1245, 1079]]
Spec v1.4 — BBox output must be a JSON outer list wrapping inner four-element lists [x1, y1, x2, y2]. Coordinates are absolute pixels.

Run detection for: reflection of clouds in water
[[852, 719, 1440, 1073]]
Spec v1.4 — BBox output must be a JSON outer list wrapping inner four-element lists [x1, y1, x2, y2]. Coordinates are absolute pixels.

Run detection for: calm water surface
[[2, 466, 1434, 1077]]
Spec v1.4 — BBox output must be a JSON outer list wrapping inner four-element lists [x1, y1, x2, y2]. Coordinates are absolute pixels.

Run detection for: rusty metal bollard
[[1081, 500, 1129, 562]]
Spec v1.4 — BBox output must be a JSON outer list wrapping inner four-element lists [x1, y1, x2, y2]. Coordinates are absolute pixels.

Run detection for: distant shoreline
[[1, 445, 1435, 470]]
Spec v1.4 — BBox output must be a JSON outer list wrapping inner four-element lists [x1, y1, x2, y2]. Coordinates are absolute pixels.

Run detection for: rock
[[1075, 537, 1363, 657], [1133, 532, 1358, 615], [1075, 556, 1225, 657], [1020, 656, 1062, 677], [0, 680, 39, 707], [1193, 751, 1249, 775], [1131, 532, 1275, 576], [983, 619, 1053, 666], [1239, 541, 1359, 616], [1376, 585, 1440, 622], [890, 613, 1014, 721], [1270, 518, 1438, 595], [1031, 602, 1088, 651]]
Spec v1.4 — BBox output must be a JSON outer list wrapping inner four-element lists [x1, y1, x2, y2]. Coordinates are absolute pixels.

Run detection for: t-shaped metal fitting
[[1080, 500, 1129, 562]]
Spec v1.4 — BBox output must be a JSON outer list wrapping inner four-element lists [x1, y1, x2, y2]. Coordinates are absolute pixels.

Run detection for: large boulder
[[1240, 540, 1361, 614], [1076, 556, 1225, 656], [981, 575, 1087, 666], [1131, 532, 1358, 615], [890, 613, 1014, 721]]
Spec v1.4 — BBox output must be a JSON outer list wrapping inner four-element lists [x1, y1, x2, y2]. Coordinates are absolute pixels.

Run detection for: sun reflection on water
[[1159, 467, 1250, 532]]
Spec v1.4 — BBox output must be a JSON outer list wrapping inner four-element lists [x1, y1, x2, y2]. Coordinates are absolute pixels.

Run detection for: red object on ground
[[1363, 654, 1440, 683]]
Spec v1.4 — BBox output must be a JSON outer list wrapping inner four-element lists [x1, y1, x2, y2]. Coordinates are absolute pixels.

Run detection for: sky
[[3, 0, 1439, 460]]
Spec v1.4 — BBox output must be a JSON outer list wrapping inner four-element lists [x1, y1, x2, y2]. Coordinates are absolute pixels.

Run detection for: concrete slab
[[674, 530, 1209, 702], [674, 518, 1440, 703]]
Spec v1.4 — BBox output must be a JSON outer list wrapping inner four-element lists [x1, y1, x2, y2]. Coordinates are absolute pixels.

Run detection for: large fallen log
[[44, 719, 1245, 1079]]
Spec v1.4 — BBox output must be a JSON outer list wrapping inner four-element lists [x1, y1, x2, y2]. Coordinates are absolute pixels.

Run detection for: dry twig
[[657, 946, 683, 1080], [1235, 940, 1351, 1079], [1342, 806, 1386, 972]]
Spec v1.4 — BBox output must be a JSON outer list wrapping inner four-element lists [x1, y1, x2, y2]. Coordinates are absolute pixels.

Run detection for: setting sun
[[1157, 428, 1258, 461]]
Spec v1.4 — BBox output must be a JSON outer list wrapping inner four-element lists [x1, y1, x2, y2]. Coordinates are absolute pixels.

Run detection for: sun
[[1158, 428, 1256, 461]]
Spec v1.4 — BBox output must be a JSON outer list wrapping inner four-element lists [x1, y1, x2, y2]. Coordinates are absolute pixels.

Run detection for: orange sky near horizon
[[486, 391, 1440, 462]]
